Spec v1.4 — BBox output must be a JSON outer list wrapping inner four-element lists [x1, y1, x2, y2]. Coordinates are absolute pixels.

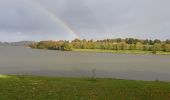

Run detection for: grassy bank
[[73, 49, 170, 55], [0, 75, 170, 100]]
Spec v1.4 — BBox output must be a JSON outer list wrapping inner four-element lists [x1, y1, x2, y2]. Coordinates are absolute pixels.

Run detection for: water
[[0, 46, 170, 81]]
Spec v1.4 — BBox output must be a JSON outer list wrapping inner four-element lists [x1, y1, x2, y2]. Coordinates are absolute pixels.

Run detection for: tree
[[165, 39, 170, 44], [152, 44, 158, 54], [28, 38, 169, 52], [144, 39, 149, 45], [101, 43, 107, 50], [112, 44, 117, 50], [164, 44, 170, 52], [116, 38, 122, 43], [120, 42, 128, 50], [135, 42, 143, 50], [29, 43, 37, 48], [72, 38, 81, 42], [125, 38, 140, 44], [143, 45, 150, 51], [149, 40, 153, 45], [153, 39, 161, 44], [129, 44, 135, 50], [153, 43, 161, 51], [152, 49, 157, 54], [115, 43, 122, 50], [36, 41, 48, 49], [61, 42, 72, 51], [71, 39, 82, 49]]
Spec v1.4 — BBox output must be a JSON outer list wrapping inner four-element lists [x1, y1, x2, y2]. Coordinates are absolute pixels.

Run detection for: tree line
[[29, 38, 170, 53]]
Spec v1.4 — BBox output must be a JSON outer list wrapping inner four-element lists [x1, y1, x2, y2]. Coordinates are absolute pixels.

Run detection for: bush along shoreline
[[29, 38, 170, 54]]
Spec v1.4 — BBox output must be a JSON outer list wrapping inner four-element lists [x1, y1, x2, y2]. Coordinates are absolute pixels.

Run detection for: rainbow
[[29, 0, 80, 39]]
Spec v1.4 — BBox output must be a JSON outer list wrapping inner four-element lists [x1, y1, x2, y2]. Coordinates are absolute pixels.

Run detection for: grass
[[0, 75, 170, 100], [73, 49, 170, 55]]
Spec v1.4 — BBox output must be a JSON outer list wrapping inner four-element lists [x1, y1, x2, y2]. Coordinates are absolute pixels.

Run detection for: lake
[[0, 46, 170, 81]]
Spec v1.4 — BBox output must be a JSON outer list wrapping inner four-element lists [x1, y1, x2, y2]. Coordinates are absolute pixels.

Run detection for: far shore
[[71, 48, 170, 55], [25, 47, 170, 55]]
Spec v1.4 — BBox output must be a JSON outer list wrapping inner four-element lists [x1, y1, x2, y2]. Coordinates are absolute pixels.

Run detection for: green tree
[[165, 39, 170, 44], [135, 42, 143, 50], [120, 42, 128, 50], [129, 44, 135, 50], [153, 39, 161, 44], [144, 39, 149, 45], [61, 42, 72, 51], [71, 39, 82, 49], [149, 40, 153, 45], [153, 43, 161, 51], [164, 44, 170, 52], [143, 45, 150, 51], [152, 49, 157, 54]]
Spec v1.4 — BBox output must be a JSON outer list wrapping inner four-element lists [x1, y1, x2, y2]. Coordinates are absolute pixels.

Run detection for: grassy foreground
[[73, 49, 170, 55], [0, 75, 170, 100]]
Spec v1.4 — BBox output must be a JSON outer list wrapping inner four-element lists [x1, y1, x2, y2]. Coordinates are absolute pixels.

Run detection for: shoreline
[[27, 47, 170, 55], [73, 49, 170, 55]]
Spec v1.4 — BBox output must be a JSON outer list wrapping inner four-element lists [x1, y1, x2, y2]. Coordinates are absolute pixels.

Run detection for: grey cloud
[[37, 0, 170, 38], [0, 0, 62, 32], [0, 0, 170, 41]]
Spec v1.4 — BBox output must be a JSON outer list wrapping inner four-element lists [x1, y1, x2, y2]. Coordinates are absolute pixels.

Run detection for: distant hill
[[0, 41, 35, 46]]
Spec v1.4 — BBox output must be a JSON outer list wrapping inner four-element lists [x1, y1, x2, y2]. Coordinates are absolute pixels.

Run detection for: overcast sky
[[0, 0, 170, 41]]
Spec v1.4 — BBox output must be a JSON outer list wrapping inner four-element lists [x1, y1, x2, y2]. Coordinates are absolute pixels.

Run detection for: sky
[[0, 0, 170, 42]]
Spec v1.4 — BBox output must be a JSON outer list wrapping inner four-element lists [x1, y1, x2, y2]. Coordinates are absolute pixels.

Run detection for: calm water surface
[[0, 46, 170, 81]]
